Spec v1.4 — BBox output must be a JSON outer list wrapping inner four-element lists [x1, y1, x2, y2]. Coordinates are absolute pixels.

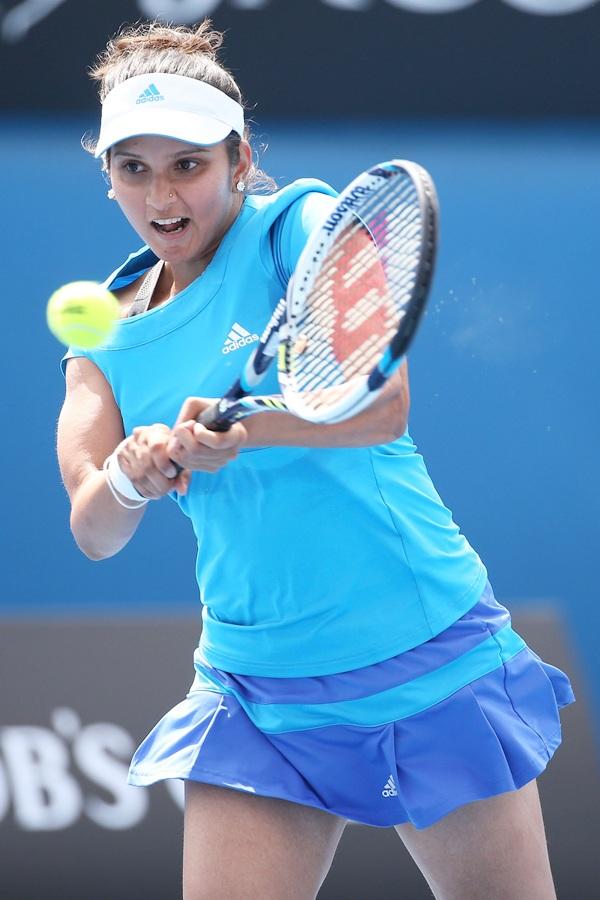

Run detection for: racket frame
[[198, 158, 438, 431], [278, 159, 438, 424]]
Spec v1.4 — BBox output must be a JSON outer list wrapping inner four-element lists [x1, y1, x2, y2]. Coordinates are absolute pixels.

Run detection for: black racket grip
[[197, 402, 234, 432]]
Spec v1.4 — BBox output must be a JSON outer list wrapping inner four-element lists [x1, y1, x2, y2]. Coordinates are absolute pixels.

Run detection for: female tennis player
[[57, 20, 574, 900]]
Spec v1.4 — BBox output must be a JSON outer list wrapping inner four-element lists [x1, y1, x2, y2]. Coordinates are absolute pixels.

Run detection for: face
[[108, 135, 249, 273]]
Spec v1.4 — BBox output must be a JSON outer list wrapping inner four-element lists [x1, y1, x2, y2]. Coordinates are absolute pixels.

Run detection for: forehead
[[111, 135, 220, 158]]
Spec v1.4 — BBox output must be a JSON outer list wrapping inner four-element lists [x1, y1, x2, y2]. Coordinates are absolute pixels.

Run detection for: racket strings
[[292, 262, 395, 399], [302, 176, 420, 326], [283, 168, 433, 418], [290, 178, 422, 403]]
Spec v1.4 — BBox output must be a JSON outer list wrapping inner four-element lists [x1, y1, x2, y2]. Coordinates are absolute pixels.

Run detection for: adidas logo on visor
[[136, 83, 165, 105], [222, 323, 259, 355]]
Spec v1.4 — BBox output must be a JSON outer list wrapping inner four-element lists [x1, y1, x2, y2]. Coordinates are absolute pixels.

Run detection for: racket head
[[278, 160, 438, 423]]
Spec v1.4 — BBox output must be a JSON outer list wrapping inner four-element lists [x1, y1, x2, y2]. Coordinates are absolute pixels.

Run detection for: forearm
[[244, 410, 400, 449], [243, 366, 410, 449], [70, 467, 146, 561]]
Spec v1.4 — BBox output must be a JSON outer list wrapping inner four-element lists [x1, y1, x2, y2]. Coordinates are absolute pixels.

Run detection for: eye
[[122, 160, 145, 174], [178, 159, 200, 172]]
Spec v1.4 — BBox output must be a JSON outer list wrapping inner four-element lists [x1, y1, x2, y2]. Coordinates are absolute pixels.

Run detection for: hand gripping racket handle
[[198, 398, 240, 432], [169, 300, 289, 476], [169, 402, 230, 476], [169, 395, 239, 477]]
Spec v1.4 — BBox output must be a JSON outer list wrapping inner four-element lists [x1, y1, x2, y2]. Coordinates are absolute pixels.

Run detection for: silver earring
[[169, 192, 174, 198], [107, 188, 116, 200], [236, 180, 245, 193]]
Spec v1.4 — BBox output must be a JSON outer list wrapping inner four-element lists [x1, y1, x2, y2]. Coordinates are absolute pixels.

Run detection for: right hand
[[166, 395, 248, 473], [115, 424, 191, 499]]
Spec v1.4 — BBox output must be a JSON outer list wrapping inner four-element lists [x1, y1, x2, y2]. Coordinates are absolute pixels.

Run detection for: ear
[[234, 139, 252, 184]]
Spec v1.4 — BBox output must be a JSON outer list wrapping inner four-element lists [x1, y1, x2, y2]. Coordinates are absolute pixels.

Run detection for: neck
[[162, 196, 243, 297]]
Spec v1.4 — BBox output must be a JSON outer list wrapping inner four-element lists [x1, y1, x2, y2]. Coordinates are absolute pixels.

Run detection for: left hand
[[167, 397, 248, 473]]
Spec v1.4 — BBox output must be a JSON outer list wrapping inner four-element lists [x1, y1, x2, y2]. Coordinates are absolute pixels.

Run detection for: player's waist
[[197, 564, 488, 678], [191, 580, 524, 731]]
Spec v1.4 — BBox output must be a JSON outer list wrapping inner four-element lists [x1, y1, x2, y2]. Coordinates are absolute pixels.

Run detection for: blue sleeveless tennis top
[[63, 179, 487, 677]]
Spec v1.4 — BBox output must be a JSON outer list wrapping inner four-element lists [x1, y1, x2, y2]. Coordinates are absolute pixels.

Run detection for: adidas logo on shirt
[[136, 83, 165, 105], [222, 323, 260, 354], [382, 775, 398, 798]]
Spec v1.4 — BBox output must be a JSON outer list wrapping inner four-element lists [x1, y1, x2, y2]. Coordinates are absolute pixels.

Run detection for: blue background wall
[[2, 117, 599, 744]]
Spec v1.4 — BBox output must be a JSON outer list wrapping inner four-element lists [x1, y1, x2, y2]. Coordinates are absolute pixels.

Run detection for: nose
[[146, 178, 176, 213]]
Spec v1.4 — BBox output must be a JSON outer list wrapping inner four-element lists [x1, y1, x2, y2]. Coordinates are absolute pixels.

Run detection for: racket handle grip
[[197, 402, 233, 432]]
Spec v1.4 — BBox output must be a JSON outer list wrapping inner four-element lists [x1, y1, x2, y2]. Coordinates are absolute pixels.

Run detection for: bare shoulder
[[62, 357, 122, 430], [63, 354, 114, 395], [59, 357, 125, 496]]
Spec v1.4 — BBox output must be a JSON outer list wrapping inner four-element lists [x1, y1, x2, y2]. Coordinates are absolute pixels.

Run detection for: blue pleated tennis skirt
[[128, 582, 575, 829]]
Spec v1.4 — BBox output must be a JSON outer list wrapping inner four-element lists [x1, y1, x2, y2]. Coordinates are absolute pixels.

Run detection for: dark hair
[[86, 19, 276, 193]]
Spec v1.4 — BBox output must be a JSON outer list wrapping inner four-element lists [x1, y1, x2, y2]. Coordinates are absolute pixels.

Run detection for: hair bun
[[112, 20, 224, 59]]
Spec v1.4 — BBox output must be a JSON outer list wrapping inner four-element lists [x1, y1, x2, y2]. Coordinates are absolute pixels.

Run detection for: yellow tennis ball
[[47, 281, 119, 349]]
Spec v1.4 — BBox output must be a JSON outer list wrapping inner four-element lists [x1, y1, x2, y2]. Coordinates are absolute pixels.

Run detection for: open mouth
[[151, 217, 190, 235]]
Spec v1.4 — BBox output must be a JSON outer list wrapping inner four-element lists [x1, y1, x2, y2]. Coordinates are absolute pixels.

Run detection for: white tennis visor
[[95, 73, 245, 158]]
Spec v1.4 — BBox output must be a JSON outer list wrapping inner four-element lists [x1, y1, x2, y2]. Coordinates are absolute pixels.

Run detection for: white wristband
[[103, 452, 149, 508]]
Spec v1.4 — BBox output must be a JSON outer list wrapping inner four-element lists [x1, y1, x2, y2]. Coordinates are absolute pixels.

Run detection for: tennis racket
[[200, 158, 438, 431]]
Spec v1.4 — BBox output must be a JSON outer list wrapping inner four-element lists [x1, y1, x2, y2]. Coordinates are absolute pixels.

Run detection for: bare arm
[[167, 363, 410, 466], [57, 358, 247, 560], [57, 358, 140, 559], [57, 358, 186, 560]]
